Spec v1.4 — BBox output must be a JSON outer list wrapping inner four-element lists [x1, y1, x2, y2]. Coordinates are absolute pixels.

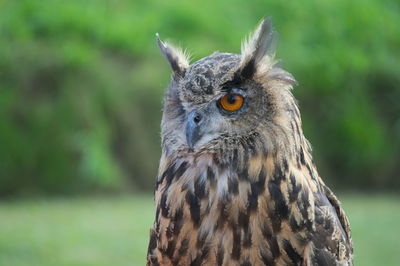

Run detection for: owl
[[147, 18, 353, 266]]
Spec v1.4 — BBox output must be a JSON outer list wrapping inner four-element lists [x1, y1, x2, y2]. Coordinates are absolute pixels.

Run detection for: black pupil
[[227, 95, 237, 104]]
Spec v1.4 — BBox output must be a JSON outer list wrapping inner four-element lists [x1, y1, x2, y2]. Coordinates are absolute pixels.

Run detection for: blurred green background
[[0, 0, 399, 265]]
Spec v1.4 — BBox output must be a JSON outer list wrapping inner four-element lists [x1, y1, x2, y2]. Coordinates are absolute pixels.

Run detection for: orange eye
[[219, 94, 244, 111]]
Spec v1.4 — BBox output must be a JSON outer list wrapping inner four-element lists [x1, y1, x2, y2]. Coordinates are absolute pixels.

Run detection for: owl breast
[[148, 152, 319, 266]]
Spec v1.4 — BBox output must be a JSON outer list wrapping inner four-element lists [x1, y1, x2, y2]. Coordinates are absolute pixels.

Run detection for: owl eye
[[218, 94, 244, 111]]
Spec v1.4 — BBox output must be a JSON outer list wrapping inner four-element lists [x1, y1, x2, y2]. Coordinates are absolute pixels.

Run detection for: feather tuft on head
[[239, 17, 278, 79], [156, 33, 190, 77]]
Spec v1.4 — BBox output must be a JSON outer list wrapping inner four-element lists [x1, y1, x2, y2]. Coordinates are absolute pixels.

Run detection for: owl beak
[[186, 111, 202, 149]]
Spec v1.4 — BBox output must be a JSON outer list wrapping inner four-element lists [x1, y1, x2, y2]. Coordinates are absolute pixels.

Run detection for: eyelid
[[220, 86, 231, 93], [220, 87, 245, 96]]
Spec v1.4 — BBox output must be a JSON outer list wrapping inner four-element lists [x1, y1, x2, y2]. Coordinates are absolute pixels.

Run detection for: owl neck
[[155, 134, 320, 221]]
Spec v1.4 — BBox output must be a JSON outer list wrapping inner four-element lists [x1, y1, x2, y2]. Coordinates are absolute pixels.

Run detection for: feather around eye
[[219, 94, 244, 111]]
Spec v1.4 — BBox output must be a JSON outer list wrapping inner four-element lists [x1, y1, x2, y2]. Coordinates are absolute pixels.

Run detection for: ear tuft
[[156, 33, 190, 77], [239, 17, 278, 79]]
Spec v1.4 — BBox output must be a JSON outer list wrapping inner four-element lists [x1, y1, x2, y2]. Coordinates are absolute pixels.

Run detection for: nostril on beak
[[193, 114, 202, 124]]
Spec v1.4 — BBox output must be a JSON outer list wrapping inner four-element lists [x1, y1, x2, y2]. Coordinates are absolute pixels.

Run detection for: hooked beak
[[185, 110, 203, 149]]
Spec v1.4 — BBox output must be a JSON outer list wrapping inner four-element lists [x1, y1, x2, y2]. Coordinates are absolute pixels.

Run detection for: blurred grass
[[0, 195, 153, 266], [0, 194, 399, 265]]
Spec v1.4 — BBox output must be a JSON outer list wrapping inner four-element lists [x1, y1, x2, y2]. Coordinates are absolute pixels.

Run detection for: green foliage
[[0, 194, 399, 265], [0, 0, 399, 194]]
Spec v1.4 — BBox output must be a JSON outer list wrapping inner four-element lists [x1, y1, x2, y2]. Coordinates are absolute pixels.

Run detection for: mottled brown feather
[[148, 18, 353, 266]]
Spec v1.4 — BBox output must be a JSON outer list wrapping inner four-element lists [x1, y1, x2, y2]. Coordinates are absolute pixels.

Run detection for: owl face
[[158, 19, 298, 155], [179, 53, 273, 149]]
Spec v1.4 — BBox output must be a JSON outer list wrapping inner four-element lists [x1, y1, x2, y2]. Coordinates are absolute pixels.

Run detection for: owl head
[[158, 18, 302, 160]]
